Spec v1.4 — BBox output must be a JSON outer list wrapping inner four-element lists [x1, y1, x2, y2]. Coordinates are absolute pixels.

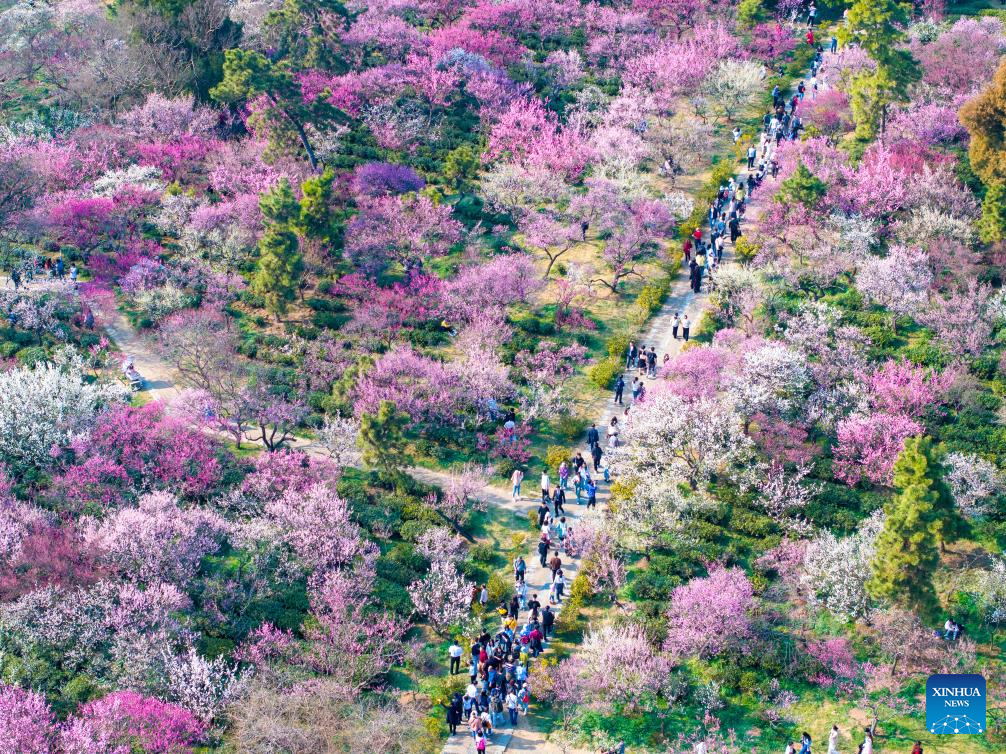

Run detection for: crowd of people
[[443, 14, 841, 754], [442, 591, 557, 747]]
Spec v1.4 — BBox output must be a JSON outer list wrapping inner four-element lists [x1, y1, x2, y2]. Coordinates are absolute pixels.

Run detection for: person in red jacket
[[806, 29, 814, 46]]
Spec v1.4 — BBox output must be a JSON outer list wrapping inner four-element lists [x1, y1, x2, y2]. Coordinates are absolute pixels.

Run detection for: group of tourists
[[443, 16, 844, 754], [443, 593, 557, 746]]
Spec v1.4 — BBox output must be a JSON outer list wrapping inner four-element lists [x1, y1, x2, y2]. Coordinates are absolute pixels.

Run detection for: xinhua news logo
[[926, 674, 986, 735]]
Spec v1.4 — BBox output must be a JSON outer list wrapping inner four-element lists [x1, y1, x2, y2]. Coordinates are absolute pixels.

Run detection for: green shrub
[[632, 281, 668, 324], [606, 334, 630, 360], [468, 542, 495, 564], [555, 414, 588, 441], [487, 571, 510, 604], [545, 445, 569, 474], [588, 356, 620, 389]]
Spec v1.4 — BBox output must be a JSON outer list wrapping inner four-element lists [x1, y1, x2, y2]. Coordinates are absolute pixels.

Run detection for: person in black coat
[[446, 692, 463, 734], [586, 423, 600, 448], [537, 501, 550, 528], [541, 605, 555, 640], [591, 442, 603, 472], [537, 537, 549, 567], [613, 374, 625, 405]]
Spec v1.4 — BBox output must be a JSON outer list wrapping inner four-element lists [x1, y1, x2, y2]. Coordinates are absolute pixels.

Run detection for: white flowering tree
[[0, 363, 126, 472], [408, 559, 474, 634], [726, 343, 812, 424], [801, 511, 885, 621], [701, 59, 766, 121], [612, 390, 754, 492], [855, 245, 933, 317], [944, 452, 1003, 519], [754, 462, 820, 536]]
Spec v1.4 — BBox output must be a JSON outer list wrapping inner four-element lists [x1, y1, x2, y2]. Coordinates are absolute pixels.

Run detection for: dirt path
[[84, 288, 179, 403]]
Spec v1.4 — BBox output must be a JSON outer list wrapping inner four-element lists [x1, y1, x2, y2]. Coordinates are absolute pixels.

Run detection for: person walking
[[613, 374, 625, 405], [910, 742, 922, 754], [587, 423, 600, 449], [586, 479, 597, 509], [552, 486, 566, 516], [513, 555, 526, 584], [506, 688, 519, 726], [646, 347, 657, 378], [828, 726, 839, 754], [625, 341, 637, 370], [631, 377, 641, 401], [860, 730, 873, 754], [542, 604, 555, 640], [548, 552, 562, 578], [540, 470, 550, 502], [799, 732, 812, 754], [591, 442, 602, 473], [537, 537, 548, 568], [682, 314, 691, 341], [672, 312, 680, 339], [449, 640, 464, 675], [746, 144, 757, 169], [537, 500, 550, 529], [511, 468, 523, 501], [447, 692, 463, 735]]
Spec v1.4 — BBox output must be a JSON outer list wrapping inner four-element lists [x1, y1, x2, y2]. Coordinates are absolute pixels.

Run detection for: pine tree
[[776, 161, 827, 207], [252, 225, 303, 319], [867, 436, 944, 621], [979, 182, 1006, 243], [357, 400, 411, 472], [839, 0, 920, 139], [259, 178, 300, 226], [296, 169, 337, 243]]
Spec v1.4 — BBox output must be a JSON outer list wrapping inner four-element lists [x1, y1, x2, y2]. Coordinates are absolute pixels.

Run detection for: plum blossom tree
[[0, 684, 56, 754], [664, 566, 754, 659], [300, 572, 408, 692], [514, 341, 588, 422], [576, 623, 672, 712], [919, 280, 1000, 358], [754, 462, 820, 536], [408, 559, 473, 633], [87, 491, 229, 586], [69, 691, 207, 754], [518, 211, 582, 279], [833, 413, 924, 487], [344, 194, 462, 276], [802, 511, 885, 620], [613, 389, 754, 491], [426, 464, 491, 534], [855, 246, 933, 318], [944, 452, 1003, 519], [265, 482, 374, 575], [863, 359, 954, 419], [0, 363, 125, 472]]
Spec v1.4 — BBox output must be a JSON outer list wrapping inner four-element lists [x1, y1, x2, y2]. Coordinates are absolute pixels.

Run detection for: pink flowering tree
[[832, 414, 924, 487], [426, 464, 491, 534], [863, 359, 955, 418], [300, 572, 409, 692], [518, 211, 582, 279], [577, 623, 673, 713], [265, 482, 375, 575], [514, 341, 588, 421], [664, 565, 754, 660], [86, 491, 229, 587], [0, 685, 56, 754], [408, 558, 474, 633], [344, 194, 462, 277], [442, 254, 543, 322], [919, 280, 1000, 358], [485, 97, 593, 181], [69, 691, 207, 754]]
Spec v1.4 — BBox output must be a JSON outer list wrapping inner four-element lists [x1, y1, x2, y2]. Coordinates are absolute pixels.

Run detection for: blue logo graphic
[[926, 674, 986, 734]]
